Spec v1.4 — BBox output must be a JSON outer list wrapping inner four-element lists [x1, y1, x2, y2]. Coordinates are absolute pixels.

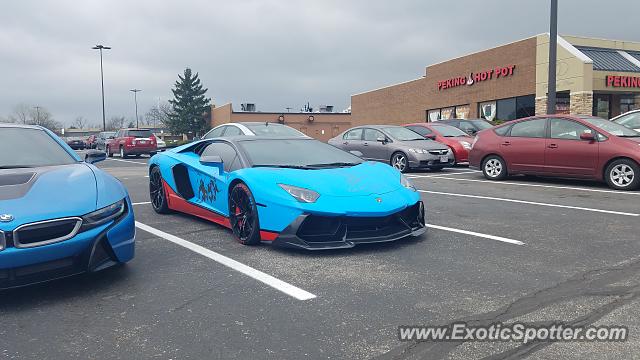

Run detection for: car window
[[363, 128, 384, 141], [459, 121, 477, 133], [0, 128, 77, 167], [343, 128, 363, 140], [469, 120, 494, 130], [127, 129, 153, 138], [243, 123, 306, 137], [494, 125, 512, 136], [204, 126, 226, 139], [223, 126, 242, 136], [580, 116, 639, 137], [406, 126, 433, 136], [430, 125, 467, 137], [509, 119, 547, 138], [615, 112, 640, 129], [550, 119, 593, 140], [201, 142, 241, 172], [381, 127, 424, 141]]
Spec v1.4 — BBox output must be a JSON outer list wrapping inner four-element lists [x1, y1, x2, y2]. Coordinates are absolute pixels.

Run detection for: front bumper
[[408, 152, 455, 169], [0, 199, 135, 289], [269, 201, 426, 250]]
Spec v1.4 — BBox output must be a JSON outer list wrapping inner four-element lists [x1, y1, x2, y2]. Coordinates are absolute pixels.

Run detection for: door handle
[[501, 141, 511, 146], [548, 144, 558, 149]]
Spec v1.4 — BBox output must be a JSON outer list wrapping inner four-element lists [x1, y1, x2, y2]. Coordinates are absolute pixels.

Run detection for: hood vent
[[0, 173, 35, 186]]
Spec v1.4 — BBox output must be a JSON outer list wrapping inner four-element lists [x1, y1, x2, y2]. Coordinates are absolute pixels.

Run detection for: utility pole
[[547, 0, 558, 114], [33, 106, 41, 125], [130, 89, 141, 128]]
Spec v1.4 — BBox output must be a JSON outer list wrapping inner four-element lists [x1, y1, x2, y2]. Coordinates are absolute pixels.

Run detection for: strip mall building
[[211, 34, 640, 141]]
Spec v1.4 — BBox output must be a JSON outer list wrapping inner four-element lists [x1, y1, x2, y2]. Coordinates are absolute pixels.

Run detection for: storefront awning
[[575, 46, 640, 72]]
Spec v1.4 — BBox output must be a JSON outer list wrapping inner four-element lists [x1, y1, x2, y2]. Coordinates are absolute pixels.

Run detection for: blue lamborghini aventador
[[0, 124, 135, 288], [148, 135, 425, 250]]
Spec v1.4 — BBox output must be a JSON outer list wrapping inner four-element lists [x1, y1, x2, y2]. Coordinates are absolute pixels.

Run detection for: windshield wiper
[[0, 165, 35, 169], [306, 162, 361, 168], [253, 164, 312, 169]]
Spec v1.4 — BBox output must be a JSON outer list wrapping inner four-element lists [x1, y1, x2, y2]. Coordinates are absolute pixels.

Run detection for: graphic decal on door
[[198, 178, 220, 204]]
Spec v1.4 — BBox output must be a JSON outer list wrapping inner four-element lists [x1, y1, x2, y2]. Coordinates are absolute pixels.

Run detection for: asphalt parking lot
[[2, 154, 640, 360]]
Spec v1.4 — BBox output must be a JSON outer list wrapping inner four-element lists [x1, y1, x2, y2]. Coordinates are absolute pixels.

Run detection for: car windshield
[[470, 120, 494, 130], [580, 116, 640, 137], [128, 130, 153, 138], [239, 139, 363, 168], [614, 112, 640, 129], [382, 127, 425, 141], [431, 125, 468, 137], [0, 128, 77, 168], [244, 123, 306, 137]]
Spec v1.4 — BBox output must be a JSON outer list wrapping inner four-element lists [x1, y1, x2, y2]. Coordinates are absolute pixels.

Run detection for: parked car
[[328, 125, 454, 173], [404, 123, 474, 165], [65, 136, 86, 150], [469, 115, 640, 190], [437, 118, 494, 136], [148, 136, 425, 249], [156, 136, 166, 150], [0, 124, 135, 288], [611, 109, 640, 132], [203, 122, 308, 139], [106, 128, 157, 158], [86, 134, 98, 149], [96, 131, 116, 151]]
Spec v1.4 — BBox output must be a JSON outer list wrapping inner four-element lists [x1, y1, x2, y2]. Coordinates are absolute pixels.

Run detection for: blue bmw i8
[[0, 124, 135, 288], [148, 136, 425, 250]]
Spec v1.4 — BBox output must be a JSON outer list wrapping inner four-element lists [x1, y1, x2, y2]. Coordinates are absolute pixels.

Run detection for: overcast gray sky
[[1, 0, 638, 126]]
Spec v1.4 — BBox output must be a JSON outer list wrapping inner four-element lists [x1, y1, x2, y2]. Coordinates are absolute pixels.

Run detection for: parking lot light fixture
[[92, 44, 111, 131], [130, 89, 141, 128]]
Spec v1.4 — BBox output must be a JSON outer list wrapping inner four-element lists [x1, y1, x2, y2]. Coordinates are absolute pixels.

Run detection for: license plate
[[138, 140, 147, 144], [439, 155, 448, 163]]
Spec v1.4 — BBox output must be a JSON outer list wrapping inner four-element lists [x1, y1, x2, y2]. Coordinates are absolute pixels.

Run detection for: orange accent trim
[[260, 230, 279, 241], [163, 179, 231, 228]]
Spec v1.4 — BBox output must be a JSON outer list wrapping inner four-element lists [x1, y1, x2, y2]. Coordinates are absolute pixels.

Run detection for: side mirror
[[108, 136, 115, 139], [580, 132, 595, 141], [377, 136, 389, 143], [85, 150, 107, 164], [349, 150, 364, 158], [425, 134, 437, 140], [200, 155, 223, 166]]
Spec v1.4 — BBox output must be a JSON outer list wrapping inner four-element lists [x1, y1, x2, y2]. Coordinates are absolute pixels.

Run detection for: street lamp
[[130, 89, 141, 128], [92, 44, 111, 131]]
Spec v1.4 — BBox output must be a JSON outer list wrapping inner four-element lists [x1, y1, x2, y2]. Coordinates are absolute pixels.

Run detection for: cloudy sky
[[1, 0, 638, 126]]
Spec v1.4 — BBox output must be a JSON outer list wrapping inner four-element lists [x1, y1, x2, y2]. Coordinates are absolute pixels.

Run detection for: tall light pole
[[547, 0, 558, 114], [33, 106, 41, 125], [92, 44, 111, 131], [130, 89, 141, 128]]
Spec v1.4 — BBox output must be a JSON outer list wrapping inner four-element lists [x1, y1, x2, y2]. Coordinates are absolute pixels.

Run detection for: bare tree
[[7, 104, 61, 131], [145, 102, 173, 129], [106, 116, 126, 131], [73, 116, 88, 129]]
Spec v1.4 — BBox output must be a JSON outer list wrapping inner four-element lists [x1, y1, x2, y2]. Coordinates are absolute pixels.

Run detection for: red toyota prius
[[469, 115, 640, 190], [404, 123, 474, 165]]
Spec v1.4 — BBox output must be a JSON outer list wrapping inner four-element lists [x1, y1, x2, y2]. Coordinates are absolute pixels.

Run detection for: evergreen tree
[[167, 68, 211, 137]]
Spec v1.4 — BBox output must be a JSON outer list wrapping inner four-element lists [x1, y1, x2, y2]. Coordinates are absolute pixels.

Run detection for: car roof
[[220, 135, 314, 143], [121, 128, 151, 130], [0, 123, 45, 130], [234, 122, 288, 126]]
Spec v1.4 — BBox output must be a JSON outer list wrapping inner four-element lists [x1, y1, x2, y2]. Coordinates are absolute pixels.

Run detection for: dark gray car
[[96, 131, 116, 151], [328, 125, 454, 173]]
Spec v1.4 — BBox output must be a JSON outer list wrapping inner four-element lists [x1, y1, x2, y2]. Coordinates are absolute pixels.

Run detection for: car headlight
[[278, 184, 320, 203], [459, 141, 472, 150], [80, 199, 126, 232], [400, 174, 416, 191], [407, 148, 428, 154]]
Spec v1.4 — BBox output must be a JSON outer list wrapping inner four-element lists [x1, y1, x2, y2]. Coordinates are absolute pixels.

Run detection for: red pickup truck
[[106, 128, 158, 158]]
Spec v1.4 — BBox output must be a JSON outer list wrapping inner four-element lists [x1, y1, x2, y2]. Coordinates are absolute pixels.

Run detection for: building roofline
[[561, 34, 640, 47], [351, 77, 424, 97], [544, 33, 593, 64]]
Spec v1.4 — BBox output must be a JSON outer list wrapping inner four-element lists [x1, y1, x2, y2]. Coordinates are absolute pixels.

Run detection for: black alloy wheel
[[150, 167, 170, 213], [229, 183, 260, 245]]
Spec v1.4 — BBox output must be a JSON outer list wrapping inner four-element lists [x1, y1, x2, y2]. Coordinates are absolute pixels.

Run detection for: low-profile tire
[[228, 182, 261, 245], [391, 152, 409, 173], [482, 155, 508, 180], [605, 159, 639, 191], [106, 146, 113, 157], [119, 146, 127, 158], [149, 167, 171, 214]]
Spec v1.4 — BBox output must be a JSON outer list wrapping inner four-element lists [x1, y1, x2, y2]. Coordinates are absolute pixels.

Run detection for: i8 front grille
[[13, 217, 82, 248]]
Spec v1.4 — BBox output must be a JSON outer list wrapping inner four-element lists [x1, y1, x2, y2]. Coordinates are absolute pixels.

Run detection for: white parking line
[[106, 158, 148, 165], [421, 176, 640, 196], [427, 224, 524, 245], [407, 171, 478, 179], [132, 201, 151, 206], [135, 221, 317, 301], [419, 190, 640, 217]]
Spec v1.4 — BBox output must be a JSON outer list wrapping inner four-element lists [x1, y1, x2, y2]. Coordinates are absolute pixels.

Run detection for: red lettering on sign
[[607, 76, 614, 87], [435, 65, 516, 91]]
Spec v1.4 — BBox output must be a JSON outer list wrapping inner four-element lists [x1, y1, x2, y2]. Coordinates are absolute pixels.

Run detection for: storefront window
[[593, 94, 610, 119], [455, 105, 470, 119], [428, 109, 441, 122], [440, 107, 455, 119], [621, 96, 636, 113], [555, 92, 570, 114], [516, 95, 535, 118], [479, 101, 497, 121], [496, 98, 516, 121]]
